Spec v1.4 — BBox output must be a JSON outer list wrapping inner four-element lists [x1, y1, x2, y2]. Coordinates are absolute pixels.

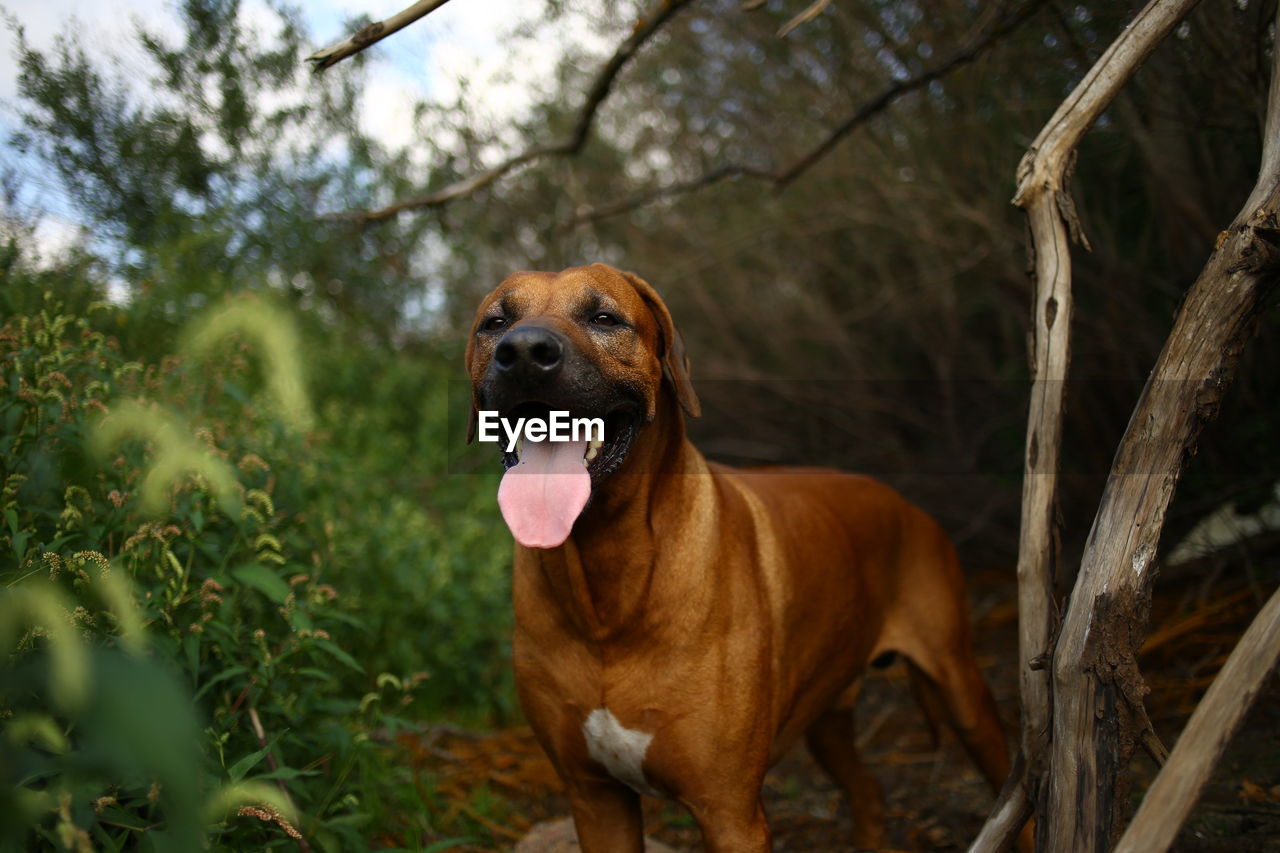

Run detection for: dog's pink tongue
[[497, 439, 590, 549]]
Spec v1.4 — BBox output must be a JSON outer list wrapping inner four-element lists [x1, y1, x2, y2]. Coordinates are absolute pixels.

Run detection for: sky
[[0, 0, 610, 256]]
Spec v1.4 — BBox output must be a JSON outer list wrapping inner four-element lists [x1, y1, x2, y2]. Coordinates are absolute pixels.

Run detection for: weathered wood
[[1042, 4, 1280, 848], [1044, 138, 1280, 853], [969, 4, 1205, 851], [968, 753, 1032, 853], [307, 0, 454, 72], [1113, 584, 1280, 853]]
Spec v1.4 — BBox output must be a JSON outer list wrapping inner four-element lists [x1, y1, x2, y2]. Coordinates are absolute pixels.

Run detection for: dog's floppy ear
[[463, 324, 481, 444], [466, 400, 479, 444], [618, 269, 702, 419]]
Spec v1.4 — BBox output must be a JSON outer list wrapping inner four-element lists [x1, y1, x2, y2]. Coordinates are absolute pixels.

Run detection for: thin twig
[[967, 752, 1033, 853], [567, 164, 773, 227], [567, 0, 1046, 228], [777, 0, 834, 38], [307, 0, 454, 73], [1139, 725, 1170, 768], [337, 0, 694, 225], [336, 0, 1042, 227], [774, 0, 1046, 187]]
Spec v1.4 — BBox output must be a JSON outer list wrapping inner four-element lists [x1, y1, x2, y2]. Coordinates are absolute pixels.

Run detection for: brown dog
[[466, 264, 1015, 852]]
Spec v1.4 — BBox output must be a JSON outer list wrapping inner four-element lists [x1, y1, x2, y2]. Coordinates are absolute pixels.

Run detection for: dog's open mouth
[[495, 402, 639, 549], [498, 403, 638, 481]]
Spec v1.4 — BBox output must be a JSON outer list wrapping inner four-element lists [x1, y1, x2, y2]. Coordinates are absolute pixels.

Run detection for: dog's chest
[[581, 708, 663, 797]]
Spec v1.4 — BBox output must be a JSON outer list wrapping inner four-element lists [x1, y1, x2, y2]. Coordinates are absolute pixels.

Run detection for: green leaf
[[231, 562, 290, 603], [294, 666, 336, 684], [227, 745, 269, 783], [5, 713, 69, 754], [12, 529, 31, 562], [193, 665, 248, 701], [313, 638, 364, 675], [227, 731, 285, 783], [39, 533, 73, 555], [251, 765, 317, 782], [184, 632, 200, 679]]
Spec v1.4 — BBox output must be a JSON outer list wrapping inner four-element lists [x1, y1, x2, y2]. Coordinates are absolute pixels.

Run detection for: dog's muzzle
[[480, 325, 643, 548]]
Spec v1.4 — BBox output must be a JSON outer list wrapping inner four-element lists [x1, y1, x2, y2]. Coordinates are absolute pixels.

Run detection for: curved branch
[[564, 0, 1045, 228], [965, 3, 1207, 852], [338, 0, 694, 226], [775, 0, 1046, 188], [566, 164, 773, 227], [1041, 3, 1275, 850], [307, 0, 454, 73]]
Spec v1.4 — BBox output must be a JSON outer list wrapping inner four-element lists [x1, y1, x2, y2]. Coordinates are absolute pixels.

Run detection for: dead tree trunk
[[969, 2, 1204, 850], [1044, 187, 1280, 853], [973, 2, 1280, 851], [1042, 13, 1280, 849]]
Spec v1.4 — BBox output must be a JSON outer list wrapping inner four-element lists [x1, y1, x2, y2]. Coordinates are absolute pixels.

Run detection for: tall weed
[[1, 289, 512, 850]]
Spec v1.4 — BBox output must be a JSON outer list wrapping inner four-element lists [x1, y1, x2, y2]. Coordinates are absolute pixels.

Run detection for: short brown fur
[[467, 263, 1021, 852]]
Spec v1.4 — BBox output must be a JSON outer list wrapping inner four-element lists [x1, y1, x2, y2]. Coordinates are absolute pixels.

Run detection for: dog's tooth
[[585, 446, 599, 462], [589, 438, 604, 450]]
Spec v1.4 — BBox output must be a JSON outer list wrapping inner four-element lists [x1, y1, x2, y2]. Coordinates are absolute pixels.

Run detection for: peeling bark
[[1046, 188, 1280, 853]]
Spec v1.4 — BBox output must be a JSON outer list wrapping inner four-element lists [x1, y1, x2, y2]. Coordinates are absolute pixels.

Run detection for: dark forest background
[[2, 0, 1277, 849]]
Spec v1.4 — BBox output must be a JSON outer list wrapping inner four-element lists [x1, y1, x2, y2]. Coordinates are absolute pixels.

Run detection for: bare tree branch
[[567, 0, 1045, 228], [968, 2, 1205, 850], [1114, 583, 1280, 853], [967, 753, 1034, 853], [1041, 2, 1280, 847], [777, 0, 834, 38], [566, 164, 773, 228], [331, 0, 1039, 227], [307, 0, 454, 73], [775, 0, 1045, 187], [1043, 176, 1280, 851], [337, 0, 694, 226]]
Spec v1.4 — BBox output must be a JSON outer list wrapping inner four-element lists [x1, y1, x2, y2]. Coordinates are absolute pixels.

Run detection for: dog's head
[[466, 264, 700, 547]]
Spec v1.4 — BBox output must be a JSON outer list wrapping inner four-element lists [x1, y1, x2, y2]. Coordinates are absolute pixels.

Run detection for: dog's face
[[466, 263, 699, 484]]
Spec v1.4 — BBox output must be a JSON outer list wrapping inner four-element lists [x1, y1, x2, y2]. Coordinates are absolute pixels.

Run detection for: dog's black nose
[[494, 326, 564, 375]]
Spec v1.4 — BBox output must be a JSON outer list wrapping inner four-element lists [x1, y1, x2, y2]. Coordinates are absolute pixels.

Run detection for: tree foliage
[[402, 0, 1278, 563]]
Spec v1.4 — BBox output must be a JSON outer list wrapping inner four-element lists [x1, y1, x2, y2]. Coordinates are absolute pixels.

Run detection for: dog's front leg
[[687, 796, 772, 853], [566, 780, 645, 853]]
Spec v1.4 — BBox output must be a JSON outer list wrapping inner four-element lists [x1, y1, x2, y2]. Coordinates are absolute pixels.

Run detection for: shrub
[[0, 297, 468, 850]]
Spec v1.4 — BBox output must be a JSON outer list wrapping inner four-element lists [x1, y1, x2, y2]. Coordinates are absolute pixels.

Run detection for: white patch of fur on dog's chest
[[582, 708, 662, 797]]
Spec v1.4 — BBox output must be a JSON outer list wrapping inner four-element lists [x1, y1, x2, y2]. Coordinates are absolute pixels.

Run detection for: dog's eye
[[591, 313, 621, 328], [481, 316, 507, 332]]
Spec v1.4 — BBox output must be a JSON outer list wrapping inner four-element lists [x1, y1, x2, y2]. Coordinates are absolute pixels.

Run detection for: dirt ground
[[399, 552, 1280, 852]]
